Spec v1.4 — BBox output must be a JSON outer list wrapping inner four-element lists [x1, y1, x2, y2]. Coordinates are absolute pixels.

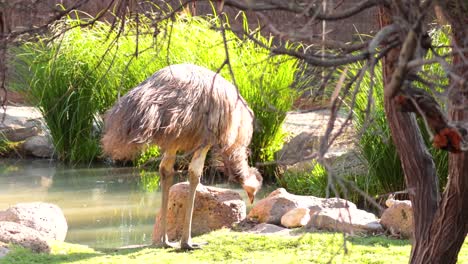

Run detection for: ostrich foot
[[180, 241, 208, 251], [153, 240, 179, 249]]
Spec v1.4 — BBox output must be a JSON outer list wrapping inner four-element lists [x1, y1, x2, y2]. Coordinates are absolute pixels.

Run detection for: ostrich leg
[[154, 148, 178, 248], [180, 145, 210, 250]]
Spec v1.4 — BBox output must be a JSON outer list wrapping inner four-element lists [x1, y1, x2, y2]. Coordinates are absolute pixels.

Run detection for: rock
[[278, 110, 366, 177], [380, 199, 413, 238], [0, 221, 50, 253], [153, 182, 246, 241], [0, 106, 53, 157], [281, 208, 310, 228], [0, 242, 9, 258], [0, 202, 68, 241], [247, 223, 291, 236], [0, 106, 45, 142], [307, 207, 383, 234], [21, 135, 54, 158], [276, 131, 320, 165], [248, 188, 355, 225]]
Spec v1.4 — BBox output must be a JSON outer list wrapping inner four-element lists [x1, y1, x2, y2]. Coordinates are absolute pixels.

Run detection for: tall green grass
[[279, 161, 381, 207], [353, 64, 405, 194], [280, 26, 451, 202], [353, 25, 451, 194], [10, 13, 300, 168]]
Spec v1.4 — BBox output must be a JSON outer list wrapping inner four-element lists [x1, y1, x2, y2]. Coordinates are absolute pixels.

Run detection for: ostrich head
[[240, 167, 263, 204]]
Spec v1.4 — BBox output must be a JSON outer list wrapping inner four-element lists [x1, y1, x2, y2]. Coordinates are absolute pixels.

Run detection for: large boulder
[[248, 188, 355, 225], [153, 182, 246, 241], [278, 110, 366, 177], [21, 135, 54, 158], [246, 223, 292, 236], [0, 106, 44, 142], [0, 221, 51, 253], [380, 198, 413, 238], [306, 207, 382, 234], [0, 106, 54, 158], [0, 202, 68, 241]]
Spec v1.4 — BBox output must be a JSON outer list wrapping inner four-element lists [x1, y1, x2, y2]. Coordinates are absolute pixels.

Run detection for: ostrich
[[101, 64, 263, 250]]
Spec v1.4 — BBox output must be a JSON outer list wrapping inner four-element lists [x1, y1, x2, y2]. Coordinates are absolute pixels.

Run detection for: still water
[[0, 158, 262, 248]]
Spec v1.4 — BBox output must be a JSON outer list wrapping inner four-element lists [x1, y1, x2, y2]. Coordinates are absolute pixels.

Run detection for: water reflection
[[0, 159, 267, 248]]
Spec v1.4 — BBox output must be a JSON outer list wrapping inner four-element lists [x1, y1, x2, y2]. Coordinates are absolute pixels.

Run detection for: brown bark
[[379, 5, 440, 262], [381, 1, 468, 263], [410, 2, 468, 262], [394, 87, 465, 153]]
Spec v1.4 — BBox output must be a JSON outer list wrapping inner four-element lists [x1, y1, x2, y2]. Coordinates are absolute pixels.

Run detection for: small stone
[[281, 208, 311, 228]]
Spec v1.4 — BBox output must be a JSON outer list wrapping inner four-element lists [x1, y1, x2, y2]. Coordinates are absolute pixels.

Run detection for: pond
[[0, 158, 269, 248]]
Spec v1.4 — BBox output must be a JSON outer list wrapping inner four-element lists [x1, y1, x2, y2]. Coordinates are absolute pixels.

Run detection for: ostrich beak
[[248, 192, 255, 204]]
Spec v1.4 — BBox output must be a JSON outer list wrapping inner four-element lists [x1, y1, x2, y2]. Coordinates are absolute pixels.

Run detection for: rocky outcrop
[[0, 106, 53, 158], [380, 199, 413, 238], [248, 188, 382, 234], [0, 202, 68, 241], [153, 182, 246, 241], [248, 188, 355, 225], [0, 221, 51, 253]]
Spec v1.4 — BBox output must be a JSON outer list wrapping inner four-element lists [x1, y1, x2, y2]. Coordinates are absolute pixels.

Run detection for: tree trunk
[[380, 2, 468, 263], [409, 2, 468, 263], [378, 5, 440, 263]]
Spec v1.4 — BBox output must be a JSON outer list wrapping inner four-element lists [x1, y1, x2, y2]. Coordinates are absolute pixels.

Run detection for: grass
[[352, 63, 404, 195], [5, 230, 468, 263], [0, 230, 420, 264], [279, 162, 381, 207], [279, 162, 330, 198], [0, 134, 18, 157], [10, 12, 300, 171], [278, 26, 452, 202], [352, 63, 449, 196]]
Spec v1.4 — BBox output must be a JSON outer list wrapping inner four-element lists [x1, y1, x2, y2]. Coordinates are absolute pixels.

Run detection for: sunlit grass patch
[[0, 230, 421, 264]]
